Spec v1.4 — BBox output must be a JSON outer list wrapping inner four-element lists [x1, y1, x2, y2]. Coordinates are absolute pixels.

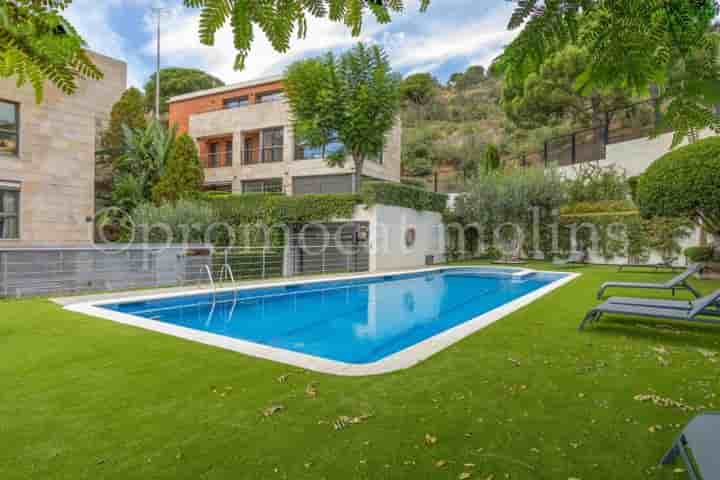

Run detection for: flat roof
[[167, 74, 284, 104]]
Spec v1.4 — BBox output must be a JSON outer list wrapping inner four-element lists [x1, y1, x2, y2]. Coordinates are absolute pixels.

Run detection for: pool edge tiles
[[64, 267, 580, 376]]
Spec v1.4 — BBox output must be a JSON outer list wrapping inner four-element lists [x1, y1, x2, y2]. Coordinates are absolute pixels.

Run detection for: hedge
[[361, 181, 448, 213], [210, 193, 362, 225], [561, 200, 637, 216], [638, 136, 720, 234]]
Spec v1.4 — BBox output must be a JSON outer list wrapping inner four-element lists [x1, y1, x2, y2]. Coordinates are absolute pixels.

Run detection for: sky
[[65, 0, 520, 90]]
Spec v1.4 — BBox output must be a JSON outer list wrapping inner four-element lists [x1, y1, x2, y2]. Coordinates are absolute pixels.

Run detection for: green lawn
[[1, 262, 719, 480]]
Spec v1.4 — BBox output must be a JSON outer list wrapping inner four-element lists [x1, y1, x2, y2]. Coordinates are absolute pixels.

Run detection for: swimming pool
[[66, 267, 577, 375]]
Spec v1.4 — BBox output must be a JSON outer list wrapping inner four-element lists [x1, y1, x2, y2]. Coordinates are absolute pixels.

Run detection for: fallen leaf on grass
[[262, 405, 285, 417], [277, 374, 289, 383], [333, 414, 373, 430], [305, 383, 318, 398], [424, 433, 438, 446], [459, 473, 472, 479], [434, 460, 448, 468]]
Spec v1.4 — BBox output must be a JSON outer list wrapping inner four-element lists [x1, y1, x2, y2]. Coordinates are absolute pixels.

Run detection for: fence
[[510, 98, 671, 168], [0, 235, 371, 298]]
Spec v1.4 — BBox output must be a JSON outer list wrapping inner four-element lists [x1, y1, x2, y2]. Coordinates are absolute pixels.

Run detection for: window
[[225, 140, 233, 166], [256, 90, 284, 103], [242, 178, 283, 194], [0, 184, 20, 239], [0, 101, 19, 156], [295, 132, 345, 161], [208, 143, 218, 168], [223, 96, 249, 109], [261, 128, 284, 163]]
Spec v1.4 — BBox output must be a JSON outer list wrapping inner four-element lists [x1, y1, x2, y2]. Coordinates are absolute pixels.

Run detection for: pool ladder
[[204, 263, 238, 303]]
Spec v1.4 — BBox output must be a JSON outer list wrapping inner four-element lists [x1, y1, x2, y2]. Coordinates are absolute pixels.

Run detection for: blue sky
[[66, 0, 520, 89]]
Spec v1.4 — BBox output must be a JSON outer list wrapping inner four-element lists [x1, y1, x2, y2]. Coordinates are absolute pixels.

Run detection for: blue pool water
[[102, 268, 568, 364]]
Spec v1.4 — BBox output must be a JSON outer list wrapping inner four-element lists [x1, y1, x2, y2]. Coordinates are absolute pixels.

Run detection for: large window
[[0, 185, 20, 239], [295, 133, 345, 161], [0, 101, 19, 156], [261, 128, 284, 163], [242, 178, 283, 194]]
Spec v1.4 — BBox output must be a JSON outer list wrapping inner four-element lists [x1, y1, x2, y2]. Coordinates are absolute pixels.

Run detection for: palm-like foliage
[[0, 0, 102, 102], [183, 0, 430, 70], [113, 121, 178, 211], [500, 0, 720, 145]]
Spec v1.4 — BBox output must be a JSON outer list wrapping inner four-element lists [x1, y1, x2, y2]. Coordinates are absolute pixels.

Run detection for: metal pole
[[262, 247, 266, 279], [152, 7, 164, 121], [571, 133, 577, 164]]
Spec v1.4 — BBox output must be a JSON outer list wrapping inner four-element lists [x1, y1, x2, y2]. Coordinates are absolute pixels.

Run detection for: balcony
[[240, 146, 284, 165], [201, 149, 233, 169]]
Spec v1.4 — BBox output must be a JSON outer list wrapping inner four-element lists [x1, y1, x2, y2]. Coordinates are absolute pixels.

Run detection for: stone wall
[[0, 51, 126, 246]]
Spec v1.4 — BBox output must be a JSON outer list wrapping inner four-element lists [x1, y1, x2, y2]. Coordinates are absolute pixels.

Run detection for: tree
[[482, 144, 501, 173], [499, 0, 720, 146], [502, 45, 632, 130], [637, 136, 720, 237], [0, 0, 102, 102], [152, 133, 204, 204], [102, 88, 147, 153], [144, 68, 224, 114], [112, 120, 177, 211], [284, 43, 402, 193], [400, 73, 439, 105], [448, 65, 486, 90]]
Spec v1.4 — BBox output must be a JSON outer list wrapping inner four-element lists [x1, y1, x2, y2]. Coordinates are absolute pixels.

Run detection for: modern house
[[167, 75, 402, 195], [0, 52, 127, 246]]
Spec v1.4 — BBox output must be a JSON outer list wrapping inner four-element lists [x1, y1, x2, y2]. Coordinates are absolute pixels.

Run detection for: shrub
[[400, 178, 427, 190], [482, 143, 501, 173], [565, 163, 629, 204], [361, 182, 447, 213], [152, 133, 204, 204], [627, 176, 640, 203], [131, 200, 217, 243], [684, 246, 716, 263], [561, 200, 637, 215], [638, 136, 720, 236]]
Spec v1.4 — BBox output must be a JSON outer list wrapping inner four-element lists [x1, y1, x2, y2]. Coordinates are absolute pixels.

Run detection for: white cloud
[[67, 0, 519, 88]]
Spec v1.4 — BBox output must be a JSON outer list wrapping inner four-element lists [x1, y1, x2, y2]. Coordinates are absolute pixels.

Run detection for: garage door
[[292, 174, 353, 195]]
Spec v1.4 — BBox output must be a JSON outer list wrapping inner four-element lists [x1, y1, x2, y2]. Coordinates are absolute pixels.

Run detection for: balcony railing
[[201, 150, 233, 169], [240, 146, 284, 165]]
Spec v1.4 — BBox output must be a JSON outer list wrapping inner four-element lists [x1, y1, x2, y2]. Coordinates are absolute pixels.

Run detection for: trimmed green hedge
[[684, 246, 717, 263], [638, 136, 720, 234], [210, 193, 362, 225], [561, 200, 637, 216], [361, 181, 447, 213]]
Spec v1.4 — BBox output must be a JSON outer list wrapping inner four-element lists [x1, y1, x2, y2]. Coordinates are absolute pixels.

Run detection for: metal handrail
[[204, 264, 217, 303], [221, 263, 238, 301]]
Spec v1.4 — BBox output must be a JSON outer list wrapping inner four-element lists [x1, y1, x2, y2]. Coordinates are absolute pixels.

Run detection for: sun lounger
[[596, 264, 704, 299], [661, 412, 720, 480], [579, 289, 720, 331], [617, 258, 678, 272]]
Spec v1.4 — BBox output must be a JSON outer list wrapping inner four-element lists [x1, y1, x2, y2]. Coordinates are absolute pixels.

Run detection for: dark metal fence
[[511, 98, 671, 167]]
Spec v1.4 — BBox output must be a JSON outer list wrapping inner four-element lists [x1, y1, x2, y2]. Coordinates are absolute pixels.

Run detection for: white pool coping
[[63, 266, 580, 376]]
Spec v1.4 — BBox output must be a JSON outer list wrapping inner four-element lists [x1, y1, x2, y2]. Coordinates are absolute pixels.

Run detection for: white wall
[[559, 129, 716, 179], [352, 204, 446, 272]]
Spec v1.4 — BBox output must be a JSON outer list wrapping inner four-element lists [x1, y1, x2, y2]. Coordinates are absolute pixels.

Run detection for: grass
[[1, 262, 719, 480]]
